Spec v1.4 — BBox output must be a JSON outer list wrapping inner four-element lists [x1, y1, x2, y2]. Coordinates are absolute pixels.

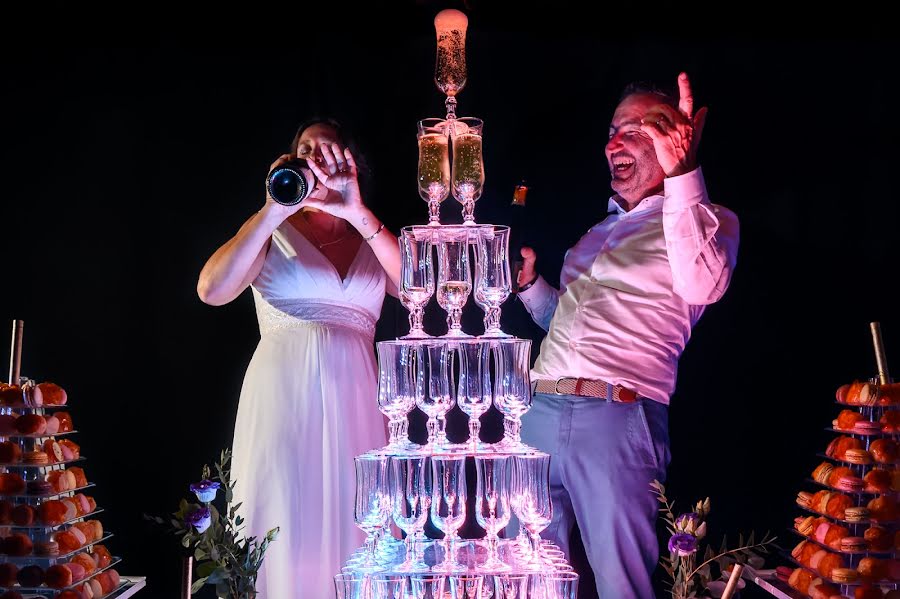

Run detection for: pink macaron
[[854, 420, 883, 434], [834, 475, 865, 492]]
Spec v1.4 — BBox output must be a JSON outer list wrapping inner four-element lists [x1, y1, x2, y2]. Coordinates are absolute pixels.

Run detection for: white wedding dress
[[231, 222, 387, 598]]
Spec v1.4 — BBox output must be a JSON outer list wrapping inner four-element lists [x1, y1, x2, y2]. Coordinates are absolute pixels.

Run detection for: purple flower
[[675, 512, 699, 531], [668, 533, 698, 557], [185, 505, 212, 533], [190, 480, 221, 503]]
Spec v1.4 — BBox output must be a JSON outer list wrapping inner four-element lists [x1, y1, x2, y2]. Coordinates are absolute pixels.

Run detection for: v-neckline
[[282, 221, 365, 286]]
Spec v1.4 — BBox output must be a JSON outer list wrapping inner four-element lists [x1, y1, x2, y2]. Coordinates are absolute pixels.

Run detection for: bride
[[197, 118, 399, 598]]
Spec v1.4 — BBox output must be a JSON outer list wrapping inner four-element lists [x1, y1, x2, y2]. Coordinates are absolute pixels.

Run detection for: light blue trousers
[[520, 393, 671, 599]]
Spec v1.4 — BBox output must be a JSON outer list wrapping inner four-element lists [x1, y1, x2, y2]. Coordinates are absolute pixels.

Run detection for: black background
[[2, 3, 898, 597]]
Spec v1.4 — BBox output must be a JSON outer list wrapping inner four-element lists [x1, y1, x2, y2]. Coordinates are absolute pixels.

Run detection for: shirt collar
[[607, 193, 664, 217]]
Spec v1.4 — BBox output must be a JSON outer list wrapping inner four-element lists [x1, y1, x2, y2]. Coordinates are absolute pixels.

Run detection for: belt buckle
[[554, 378, 565, 395]]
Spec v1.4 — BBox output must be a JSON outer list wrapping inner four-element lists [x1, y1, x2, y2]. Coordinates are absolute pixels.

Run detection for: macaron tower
[[1, 319, 142, 598], [781, 324, 900, 597]]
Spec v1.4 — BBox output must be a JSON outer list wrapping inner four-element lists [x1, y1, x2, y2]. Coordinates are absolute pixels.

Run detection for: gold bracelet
[[363, 222, 385, 242]]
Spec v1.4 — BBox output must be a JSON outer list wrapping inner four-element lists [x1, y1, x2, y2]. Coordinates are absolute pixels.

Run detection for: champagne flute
[[430, 455, 468, 572], [512, 453, 553, 570], [449, 574, 484, 599], [376, 340, 424, 452], [354, 455, 391, 573], [475, 225, 512, 337], [542, 572, 579, 599], [390, 455, 432, 573], [400, 226, 436, 339], [433, 9, 468, 120], [455, 338, 493, 451], [450, 118, 485, 225], [416, 340, 454, 451], [436, 228, 473, 337], [372, 574, 407, 599], [492, 339, 533, 451], [474, 455, 512, 572], [334, 573, 371, 599], [418, 119, 451, 225], [410, 574, 447, 599], [493, 574, 529, 599]]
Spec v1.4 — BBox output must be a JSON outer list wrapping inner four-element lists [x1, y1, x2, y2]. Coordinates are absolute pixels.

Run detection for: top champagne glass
[[434, 9, 468, 120]]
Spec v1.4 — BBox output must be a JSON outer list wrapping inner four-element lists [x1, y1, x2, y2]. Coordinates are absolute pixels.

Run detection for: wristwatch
[[517, 275, 539, 293]]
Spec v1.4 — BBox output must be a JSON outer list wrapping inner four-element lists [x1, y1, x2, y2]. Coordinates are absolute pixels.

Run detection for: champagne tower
[[334, 10, 579, 599]]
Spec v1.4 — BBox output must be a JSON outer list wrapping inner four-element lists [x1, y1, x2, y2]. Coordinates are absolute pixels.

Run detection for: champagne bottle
[[509, 179, 529, 291], [266, 159, 318, 206]]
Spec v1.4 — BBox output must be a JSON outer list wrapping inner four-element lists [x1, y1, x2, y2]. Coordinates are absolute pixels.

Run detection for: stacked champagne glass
[[334, 9, 578, 598], [337, 158, 578, 599]]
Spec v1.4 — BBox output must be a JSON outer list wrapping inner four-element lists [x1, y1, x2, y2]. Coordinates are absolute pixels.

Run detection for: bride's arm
[[197, 154, 303, 306], [196, 206, 286, 306], [348, 207, 400, 297]]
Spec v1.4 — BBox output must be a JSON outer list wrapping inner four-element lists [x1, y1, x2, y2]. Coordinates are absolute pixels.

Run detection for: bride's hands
[[303, 142, 366, 222]]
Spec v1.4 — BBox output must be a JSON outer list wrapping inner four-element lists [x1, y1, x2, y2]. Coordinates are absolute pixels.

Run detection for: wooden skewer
[[721, 563, 744, 599], [870, 322, 891, 385], [8, 320, 23, 385], [181, 555, 193, 599]]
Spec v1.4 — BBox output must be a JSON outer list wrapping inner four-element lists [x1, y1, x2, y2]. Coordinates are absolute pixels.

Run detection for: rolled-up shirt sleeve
[[663, 167, 740, 306], [517, 275, 558, 331]]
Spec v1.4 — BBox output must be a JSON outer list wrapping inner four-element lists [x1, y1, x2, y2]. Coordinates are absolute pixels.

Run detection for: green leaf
[[698, 563, 711, 582], [196, 561, 217, 579], [190, 577, 208, 594], [207, 567, 230, 585]]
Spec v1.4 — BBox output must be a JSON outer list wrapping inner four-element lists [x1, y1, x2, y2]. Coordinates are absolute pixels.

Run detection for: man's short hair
[[619, 81, 679, 111]]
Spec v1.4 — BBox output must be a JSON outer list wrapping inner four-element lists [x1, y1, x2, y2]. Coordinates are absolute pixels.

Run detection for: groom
[[515, 72, 740, 598]]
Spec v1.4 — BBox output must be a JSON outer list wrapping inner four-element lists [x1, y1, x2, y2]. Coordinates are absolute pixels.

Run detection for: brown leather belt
[[533, 377, 639, 403]]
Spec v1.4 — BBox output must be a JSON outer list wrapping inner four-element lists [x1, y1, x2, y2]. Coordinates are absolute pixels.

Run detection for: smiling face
[[605, 93, 667, 209]]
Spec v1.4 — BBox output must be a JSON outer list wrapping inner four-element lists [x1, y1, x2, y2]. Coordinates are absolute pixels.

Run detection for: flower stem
[[686, 540, 775, 580]]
